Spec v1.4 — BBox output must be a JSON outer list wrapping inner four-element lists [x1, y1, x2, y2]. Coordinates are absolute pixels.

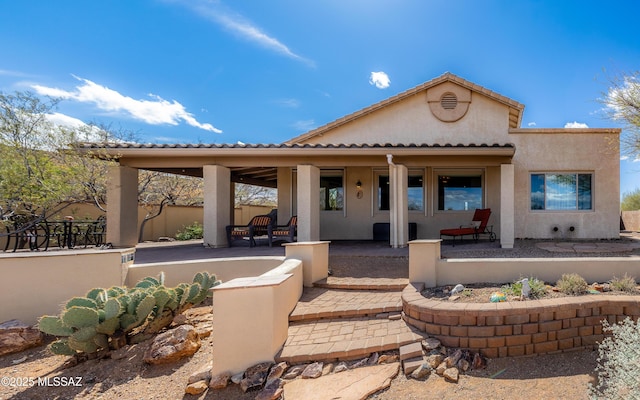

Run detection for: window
[[320, 172, 343, 211], [531, 173, 592, 210], [377, 173, 424, 211], [437, 174, 482, 211]]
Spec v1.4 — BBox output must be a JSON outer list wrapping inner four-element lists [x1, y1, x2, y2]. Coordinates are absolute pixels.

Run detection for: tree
[[621, 188, 640, 211], [234, 183, 277, 206], [137, 170, 203, 241], [0, 92, 114, 225], [602, 71, 640, 159]]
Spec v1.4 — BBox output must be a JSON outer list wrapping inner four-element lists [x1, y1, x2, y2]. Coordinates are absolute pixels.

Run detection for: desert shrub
[[609, 274, 638, 293], [502, 277, 547, 299], [556, 273, 589, 295], [175, 222, 203, 240], [589, 317, 640, 399]]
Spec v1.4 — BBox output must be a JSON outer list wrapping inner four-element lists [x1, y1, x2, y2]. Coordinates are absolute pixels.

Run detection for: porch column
[[203, 165, 231, 248], [297, 165, 320, 241], [277, 167, 292, 224], [106, 165, 138, 248], [500, 164, 515, 249], [389, 161, 408, 248]]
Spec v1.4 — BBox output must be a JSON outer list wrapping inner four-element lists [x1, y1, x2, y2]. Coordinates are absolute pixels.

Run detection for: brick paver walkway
[[277, 278, 426, 364]]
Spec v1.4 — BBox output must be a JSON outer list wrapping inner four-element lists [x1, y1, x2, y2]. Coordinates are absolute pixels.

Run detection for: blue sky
[[1, 0, 638, 195]]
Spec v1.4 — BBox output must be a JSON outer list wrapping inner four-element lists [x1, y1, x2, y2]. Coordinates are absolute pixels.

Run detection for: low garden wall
[[0, 249, 135, 325], [402, 283, 640, 358]]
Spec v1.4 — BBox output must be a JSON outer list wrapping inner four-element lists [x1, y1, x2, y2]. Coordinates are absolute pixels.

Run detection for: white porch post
[[277, 167, 292, 225], [389, 160, 408, 248], [203, 165, 231, 248], [500, 163, 515, 249], [106, 165, 138, 248], [297, 165, 320, 241]]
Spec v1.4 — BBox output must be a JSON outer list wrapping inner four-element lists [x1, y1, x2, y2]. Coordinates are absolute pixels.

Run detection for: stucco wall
[[622, 211, 640, 232], [510, 131, 620, 239], [0, 249, 134, 325]]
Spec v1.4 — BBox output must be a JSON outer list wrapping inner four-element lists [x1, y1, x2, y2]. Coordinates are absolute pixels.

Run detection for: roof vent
[[440, 93, 457, 110]]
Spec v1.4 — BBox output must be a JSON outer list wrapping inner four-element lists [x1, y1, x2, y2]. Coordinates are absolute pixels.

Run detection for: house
[[88, 73, 621, 249]]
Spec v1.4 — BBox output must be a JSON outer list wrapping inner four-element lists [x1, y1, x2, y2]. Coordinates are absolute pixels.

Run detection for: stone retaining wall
[[402, 283, 640, 358]]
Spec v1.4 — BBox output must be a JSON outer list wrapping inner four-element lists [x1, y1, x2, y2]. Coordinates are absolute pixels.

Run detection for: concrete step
[[313, 277, 409, 291], [276, 316, 426, 364], [289, 287, 403, 322]]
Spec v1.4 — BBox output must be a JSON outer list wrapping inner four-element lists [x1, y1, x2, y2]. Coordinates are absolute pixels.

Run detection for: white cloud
[[527, 122, 537, 127], [564, 121, 589, 128], [32, 76, 221, 133], [369, 71, 390, 89], [185, 1, 314, 67], [274, 98, 300, 108], [292, 119, 315, 131], [621, 155, 629, 161], [45, 112, 87, 129]]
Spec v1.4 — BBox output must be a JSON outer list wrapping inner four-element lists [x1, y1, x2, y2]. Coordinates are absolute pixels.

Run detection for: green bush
[[175, 222, 203, 240], [556, 273, 589, 295], [502, 276, 547, 299], [609, 274, 638, 293], [589, 317, 640, 399]]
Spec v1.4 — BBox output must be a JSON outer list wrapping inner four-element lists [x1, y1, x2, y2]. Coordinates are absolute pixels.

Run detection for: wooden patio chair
[[268, 216, 297, 247], [439, 208, 496, 246], [226, 214, 273, 247]]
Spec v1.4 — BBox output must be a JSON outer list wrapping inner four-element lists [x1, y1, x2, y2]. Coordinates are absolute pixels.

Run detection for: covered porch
[[97, 142, 517, 250]]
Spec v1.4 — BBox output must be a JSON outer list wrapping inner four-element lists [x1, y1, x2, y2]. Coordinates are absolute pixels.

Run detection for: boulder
[[209, 372, 231, 390], [0, 320, 43, 356], [282, 364, 307, 379], [256, 379, 284, 400], [443, 367, 459, 383], [301, 362, 323, 379], [265, 361, 288, 386], [185, 380, 208, 395], [240, 362, 273, 392], [334, 362, 349, 373], [143, 325, 201, 365], [410, 363, 432, 380], [188, 361, 212, 384]]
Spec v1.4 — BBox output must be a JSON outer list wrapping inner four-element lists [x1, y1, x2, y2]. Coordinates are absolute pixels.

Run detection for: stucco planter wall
[[402, 283, 640, 358]]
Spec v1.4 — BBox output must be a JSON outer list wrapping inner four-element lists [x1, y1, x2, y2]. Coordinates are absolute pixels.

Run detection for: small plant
[[175, 222, 203, 240], [38, 271, 220, 357], [502, 276, 547, 299], [556, 273, 589, 295], [609, 274, 638, 293], [589, 317, 640, 399]]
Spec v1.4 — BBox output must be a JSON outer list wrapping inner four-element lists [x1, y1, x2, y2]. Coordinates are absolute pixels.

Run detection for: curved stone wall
[[402, 283, 640, 358]]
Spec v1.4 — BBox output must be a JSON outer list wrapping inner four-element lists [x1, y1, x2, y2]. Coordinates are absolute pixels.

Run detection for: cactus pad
[[39, 316, 74, 337], [66, 297, 98, 310], [50, 339, 76, 356], [62, 306, 100, 329]]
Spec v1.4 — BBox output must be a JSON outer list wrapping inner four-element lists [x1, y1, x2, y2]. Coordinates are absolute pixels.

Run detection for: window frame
[[434, 169, 485, 212], [319, 169, 345, 212], [530, 172, 594, 211], [373, 169, 425, 213]]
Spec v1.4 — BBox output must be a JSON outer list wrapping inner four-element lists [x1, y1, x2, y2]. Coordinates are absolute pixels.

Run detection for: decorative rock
[[444, 349, 462, 368], [283, 363, 399, 400], [435, 362, 447, 376], [195, 323, 213, 339], [256, 378, 284, 400], [265, 361, 288, 386], [443, 367, 459, 383], [333, 362, 349, 373], [349, 357, 369, 369], [426, 354, 444, 369], [402, 356, 424, 375], [230, 372, 244, 384], [185, 380, 208, 395], [322, 362, 334, 375], [209, 372, 231, 389], [0, 319, 43, 356], [472, 353, 487, 370], [399, 342, 423, 361], [143, 325, 201, 365], [388, 313, 402, 320], [172, 314, 188, 325], [301, 362, 324, 379], [240, 362, 273, 392], [410, 363, 432, 380], [458, 359, 470, 372], [378, 354, 399, 364], [367, 352, 379, 366], [422, 338, 441, 351], [188, 361, 212, 384], [282, 364, 307, 379]]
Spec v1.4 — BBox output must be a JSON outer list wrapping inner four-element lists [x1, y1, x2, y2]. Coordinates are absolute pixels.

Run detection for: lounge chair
[[226, 214, 273, 247], [268, 216, 297, 247], [439, 208, 496, 246]]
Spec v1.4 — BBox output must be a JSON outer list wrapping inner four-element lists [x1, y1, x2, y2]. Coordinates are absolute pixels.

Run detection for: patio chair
[[439, 208, 496, 246], [268, 215, 297, 247], [226, 214, 273, 247]]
